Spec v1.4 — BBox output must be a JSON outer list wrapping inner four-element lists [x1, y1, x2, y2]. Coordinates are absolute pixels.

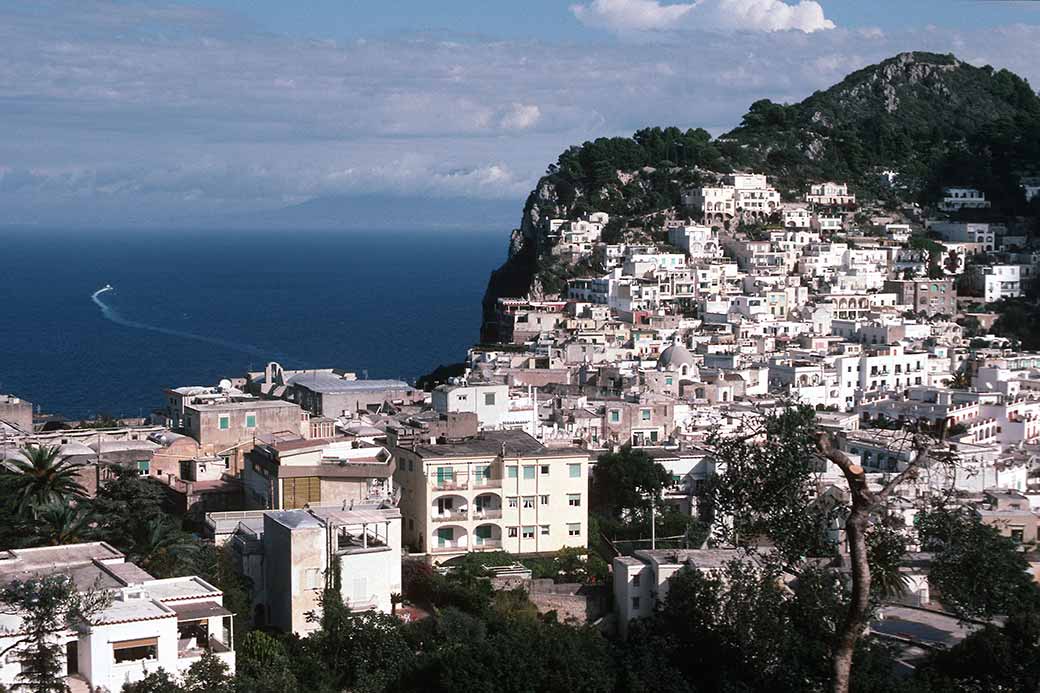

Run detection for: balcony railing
[[431, 543, 467, 553], [472, 510, 503, 520], [431, 511, 468, 523], [472, 539, 503, 550], [471, 477, 501, 489], [432, 479, 467, 491]]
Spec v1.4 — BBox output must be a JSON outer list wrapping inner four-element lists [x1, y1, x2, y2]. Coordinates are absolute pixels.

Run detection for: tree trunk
[[832, 500, 872, 693]]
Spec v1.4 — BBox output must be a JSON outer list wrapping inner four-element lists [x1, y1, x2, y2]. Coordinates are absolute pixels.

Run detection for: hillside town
[[2, 166, 1039, 691]]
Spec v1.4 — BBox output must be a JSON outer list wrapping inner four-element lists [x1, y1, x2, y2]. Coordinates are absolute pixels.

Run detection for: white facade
[[393, 431, 589, 563], [974, 264, 1023, 303], [0, 544, 234, 692], [806, 181, 855, 206], [258, 506, 402, 635], [939, 187, 990, 212]]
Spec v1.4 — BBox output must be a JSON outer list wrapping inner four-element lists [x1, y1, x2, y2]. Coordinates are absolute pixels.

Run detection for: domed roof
[[657, 341, 697, 373]]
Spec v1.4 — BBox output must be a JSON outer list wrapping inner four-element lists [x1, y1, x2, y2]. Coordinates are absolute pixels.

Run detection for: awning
[[169, 602, 233, 621]]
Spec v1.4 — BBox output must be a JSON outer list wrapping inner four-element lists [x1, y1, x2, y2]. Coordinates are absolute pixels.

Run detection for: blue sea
[[0, 228, 508, 419]]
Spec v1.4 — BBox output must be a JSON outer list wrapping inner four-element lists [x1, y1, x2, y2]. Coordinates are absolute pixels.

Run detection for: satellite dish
[[218, 379, 232, 391]]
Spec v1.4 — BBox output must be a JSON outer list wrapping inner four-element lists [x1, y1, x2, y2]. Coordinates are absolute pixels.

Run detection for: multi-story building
[[183, 399, 304, 475], [392, 430, 589, 562], [0, 393, 33, 434], [806, 181, 855, 206], [243, 437, 395, 510], [969, 264, 1022, 303], [432, 382, 536, 433], [0, 543, 234, 692], [883, 278, 957, 316], [939, 187, 990, 212]]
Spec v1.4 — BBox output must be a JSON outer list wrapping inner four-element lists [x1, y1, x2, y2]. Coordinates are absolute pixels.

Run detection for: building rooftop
[[401, 429, 585, 460], [288, 373, 413, 394]]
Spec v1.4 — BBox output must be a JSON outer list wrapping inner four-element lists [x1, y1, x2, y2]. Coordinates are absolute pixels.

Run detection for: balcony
[[470, 477, 501, 490], [432, 479, 467, 491], [472, 509, 502, 520], [431, 511, 469, 523], [471, 539, 503, 550]]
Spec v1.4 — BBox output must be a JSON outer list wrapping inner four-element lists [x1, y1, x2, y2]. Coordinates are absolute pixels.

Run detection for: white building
[[930, 222, 996, 252], [971, 264, 1022, 303], [393, 430, 589, 562], [614, 548, 750, 638], [939, 187, 990, 212], [782, 207, 812, 229], [432, 382, 532, 432], [0, 543, 234, 692], [667, 225, 721, 260], [806, 182, 855, 206]]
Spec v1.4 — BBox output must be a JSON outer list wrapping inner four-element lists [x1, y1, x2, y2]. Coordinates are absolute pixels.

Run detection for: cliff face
[[479, 51, 1040, 339], [480, 178, 570, 341]]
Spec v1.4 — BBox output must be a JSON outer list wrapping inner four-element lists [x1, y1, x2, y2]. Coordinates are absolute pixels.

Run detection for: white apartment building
[[970, 264, 1023, 302], [667, 225, 721, 260], [432, 382, 536, 433], [939, 187, 990, 212], [782, 207, 813, 229], [806, 181, 855, 206], [393, 430, 589, 563], [623, 251, 687, 275], [814, 215, 844, 233], [0, 543, 234, 692], [685, 173, 780, 222]]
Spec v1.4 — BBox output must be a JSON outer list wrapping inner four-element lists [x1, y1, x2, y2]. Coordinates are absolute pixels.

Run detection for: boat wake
[[90, 286, 280, 358]]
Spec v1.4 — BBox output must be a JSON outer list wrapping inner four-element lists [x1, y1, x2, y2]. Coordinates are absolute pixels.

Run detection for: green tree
[[1, 445, 87, 518], [591, 446, 670, 520], [916, 503, 1040, 619], [181, 653, 234, 693], [28, 503, 98, 547], [122, 670, 184, 693], [234, 631, 299, 693], [126, 515, 201, 578], [0, 575, 110, 693], [710, 407, 951, 693], [90, 466, 169, 551]]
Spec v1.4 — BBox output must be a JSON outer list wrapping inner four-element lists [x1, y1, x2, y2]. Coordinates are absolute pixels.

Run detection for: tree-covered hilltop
[[481, 52, 1040, 338], [724, 51, 1040, 205]]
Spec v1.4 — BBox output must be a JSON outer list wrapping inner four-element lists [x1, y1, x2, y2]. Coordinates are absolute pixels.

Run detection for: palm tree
[[1, 444, 87, 518], [129, 515, 201, 578], [30, 503, 98, 546]]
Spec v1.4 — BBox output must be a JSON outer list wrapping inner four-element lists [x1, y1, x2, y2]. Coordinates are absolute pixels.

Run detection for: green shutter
[[437, 527, 453, 546]]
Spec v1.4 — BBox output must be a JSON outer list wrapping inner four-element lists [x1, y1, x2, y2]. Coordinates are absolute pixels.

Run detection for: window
[[218, 415, 230, 430], [522, 496, 535, 509], [540, 525, 550, 536], [436, 467, 454, 486], [437, 527, 454, 547], [632, 573, 641, 587], [522, 466, 535, 480], [507, 466, 518, 479], [507, 497, 519, 508], [609, 410, 620, 423], [283, 476, 321, 509], [484, 392, 497, 406], [540, 494, 550, 505], [641, 408, 652, 422], [568, 463, 581, 478], [568, 523, 581, 537], [136, 460, 150, 474], [245, 413, 257, 428], [665, 377, 673, 385], [508, 527, 518, 538], [540, 464, 550, 475], [1011, 527, 1025, 543], [521, 526, 535, 539], [631, 597, 640, 610], [567, 494, 581, 507], [113, 638, 158, 663]]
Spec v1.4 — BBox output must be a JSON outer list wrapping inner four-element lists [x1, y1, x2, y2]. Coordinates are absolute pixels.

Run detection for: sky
[[2, 0, 1040, 228]]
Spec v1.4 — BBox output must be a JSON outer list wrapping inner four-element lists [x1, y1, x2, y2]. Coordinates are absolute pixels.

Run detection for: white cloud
[[571, 0, 694, 31], [499, 103, 542, 130], [571, 0, 835, 35]]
